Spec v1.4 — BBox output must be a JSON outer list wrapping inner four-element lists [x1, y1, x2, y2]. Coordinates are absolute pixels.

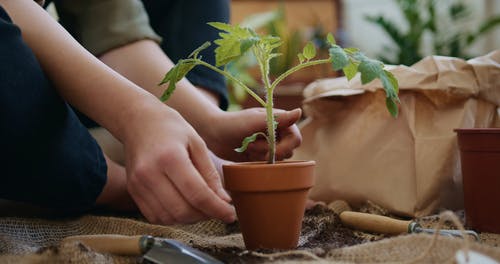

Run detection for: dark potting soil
[[199, 205, 368, 263]]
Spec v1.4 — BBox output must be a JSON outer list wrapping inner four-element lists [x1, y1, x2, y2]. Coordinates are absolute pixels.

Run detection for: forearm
[[99, 39, 224, 139], [0, 0, 159, 143]]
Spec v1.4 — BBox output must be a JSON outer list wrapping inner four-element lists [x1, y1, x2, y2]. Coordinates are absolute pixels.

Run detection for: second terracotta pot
[[456, 128, 500, 234], [223, 160, 315, 250]]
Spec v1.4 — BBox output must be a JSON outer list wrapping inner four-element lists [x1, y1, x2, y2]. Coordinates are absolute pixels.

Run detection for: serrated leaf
[[159, 66, 178, 101], [358, 59, 384, 84], [240, 37, 259, 54], [213, 35, 241, 66], [207, 22, 234, 32], [343, 61, 358, 80], [327, 33, 336, 45], [208, 22, 256, 66], [386, 97, 399, 117], [303, 42, 316, 60], [188, 41, 211, 59], [234, 132, 267, 153], [298, 53, 305, 64], [329, 45, 349, 70], [261, 35, 282, 52], [159, 60, 197, 101]]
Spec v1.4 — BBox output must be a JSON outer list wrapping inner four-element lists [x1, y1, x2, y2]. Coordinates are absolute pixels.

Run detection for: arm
[[99, 40, 303, 161], [52, 0, 302, 162], [1, 0, 235, 224]]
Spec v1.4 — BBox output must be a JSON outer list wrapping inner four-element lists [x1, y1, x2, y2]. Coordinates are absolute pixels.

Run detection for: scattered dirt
[[299, 205, 364, 253], [199, 204, 370, 263]]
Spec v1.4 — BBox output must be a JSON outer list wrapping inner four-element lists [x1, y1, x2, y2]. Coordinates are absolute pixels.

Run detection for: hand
[[123, 104, 236, 225], [95, 155, 136, 211], [206, 108, 302, 162]]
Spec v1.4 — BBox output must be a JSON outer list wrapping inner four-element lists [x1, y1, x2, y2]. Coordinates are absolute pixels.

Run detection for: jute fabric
[[1, 204, 499, 263]]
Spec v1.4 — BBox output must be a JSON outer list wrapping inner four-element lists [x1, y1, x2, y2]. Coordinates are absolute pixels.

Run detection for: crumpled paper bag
[[293, 50, 500, 217]]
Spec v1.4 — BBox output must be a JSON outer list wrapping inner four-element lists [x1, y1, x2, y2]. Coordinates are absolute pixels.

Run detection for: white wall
[[343, 0, 500, 61]]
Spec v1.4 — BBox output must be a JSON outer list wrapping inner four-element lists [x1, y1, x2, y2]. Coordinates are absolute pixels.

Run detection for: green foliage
[[208, 22, 258, 67], [159, 23, 400, 163], [234, 132, 267, 153], [366, 0, 500, 65], [329, 45, 349, 71], [158, 60, 197, 101]]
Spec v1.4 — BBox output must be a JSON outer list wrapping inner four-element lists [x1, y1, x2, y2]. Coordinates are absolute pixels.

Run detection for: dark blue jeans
[[0, 6, 106, 211]]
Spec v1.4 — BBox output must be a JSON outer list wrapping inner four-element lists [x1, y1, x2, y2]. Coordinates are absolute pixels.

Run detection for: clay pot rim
[[222, 160, 315, 168], [455, 128, 500, 134]]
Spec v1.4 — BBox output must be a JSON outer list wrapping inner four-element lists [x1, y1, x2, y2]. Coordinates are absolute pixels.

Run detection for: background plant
[[160, 23, 400, 164], [226, 7, 331, 109], [366, 0, 500, 65]]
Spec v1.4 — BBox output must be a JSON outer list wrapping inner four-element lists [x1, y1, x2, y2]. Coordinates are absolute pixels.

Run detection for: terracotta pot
[[455, 128, 500, 234], [223, 160, 315, 250]]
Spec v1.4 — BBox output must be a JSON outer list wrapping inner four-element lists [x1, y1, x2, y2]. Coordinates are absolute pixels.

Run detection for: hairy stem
[[259, 55, 275, 164]]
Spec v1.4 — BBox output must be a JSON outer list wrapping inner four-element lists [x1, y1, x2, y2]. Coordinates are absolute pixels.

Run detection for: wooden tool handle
[[62, 235, 144, 255], [339, 211, 412, 235]]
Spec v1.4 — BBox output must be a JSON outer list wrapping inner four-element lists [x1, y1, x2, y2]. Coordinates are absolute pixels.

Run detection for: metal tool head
[[409, 222, 480, 241], [140, 236, 223, 264]]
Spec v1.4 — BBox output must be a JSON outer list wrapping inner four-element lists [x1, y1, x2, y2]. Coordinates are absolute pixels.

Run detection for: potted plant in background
[[366, 0, 500, 66], [159, 22, 400, 250]]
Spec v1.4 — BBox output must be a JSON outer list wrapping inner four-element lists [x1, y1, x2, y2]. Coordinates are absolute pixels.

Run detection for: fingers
[[274, 123, 302, 160], [274, 108, 302, 129], [127, 171, 175, 224], [189, 139, 232, 203], [163, 145, 236, 223], [305, 199, 326, 210]]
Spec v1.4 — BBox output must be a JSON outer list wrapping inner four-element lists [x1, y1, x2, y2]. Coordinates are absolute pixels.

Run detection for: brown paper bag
[[294, 50, 500, 217]]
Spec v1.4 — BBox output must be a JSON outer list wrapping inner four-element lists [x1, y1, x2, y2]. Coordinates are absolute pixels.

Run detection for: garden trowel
[[339, 211, 479, 241], [63, 234, 223, 264]]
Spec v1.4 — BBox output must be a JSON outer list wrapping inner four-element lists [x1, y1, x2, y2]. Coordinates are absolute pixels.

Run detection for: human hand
[[206, 108, 302, 162], [123, 104, 236, 225]]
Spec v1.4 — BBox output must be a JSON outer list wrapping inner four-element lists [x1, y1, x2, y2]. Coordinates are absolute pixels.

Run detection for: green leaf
[[344, 47, 360, 54], [240, 37, 259, 54], [213, 35, 242, 67], [383, 70, 399, 93], [297, 53, 305, 64], [358, 59, 384, 84], [326, 33, 336, 45], [208, 22, 256, 67], [188, 41, 211, 59], [261, 35, 282, 51], [207, 22, 234, 33], [159, 60, 198, 101], [343, 61, 359, 80], [302, 42, 316, 60], [329, 45, 349, 70], [386, 97, 399, 118], [234, 132, 267, 153]]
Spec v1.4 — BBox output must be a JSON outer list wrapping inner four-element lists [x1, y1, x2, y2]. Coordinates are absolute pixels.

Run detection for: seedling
[[160, 22, 400, 164]]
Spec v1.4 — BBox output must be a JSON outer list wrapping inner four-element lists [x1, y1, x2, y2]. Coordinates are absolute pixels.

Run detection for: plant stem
[[270, 59, 331, 91], [185, 59, 267, 107], [259, 55, 276, 164]]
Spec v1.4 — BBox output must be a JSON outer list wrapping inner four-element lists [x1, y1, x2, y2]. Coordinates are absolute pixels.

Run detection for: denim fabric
[[0, 5, 107, 211]]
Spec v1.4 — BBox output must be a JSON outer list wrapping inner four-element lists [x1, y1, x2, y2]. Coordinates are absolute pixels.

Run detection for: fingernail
[[227, 206, 237, 222]]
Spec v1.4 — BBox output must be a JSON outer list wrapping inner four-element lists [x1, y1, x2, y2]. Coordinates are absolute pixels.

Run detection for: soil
[[199, 205, 369, 263]]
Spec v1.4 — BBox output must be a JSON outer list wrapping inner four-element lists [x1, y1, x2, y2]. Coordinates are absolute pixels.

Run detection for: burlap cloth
[[1, 201, 499, 263]]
